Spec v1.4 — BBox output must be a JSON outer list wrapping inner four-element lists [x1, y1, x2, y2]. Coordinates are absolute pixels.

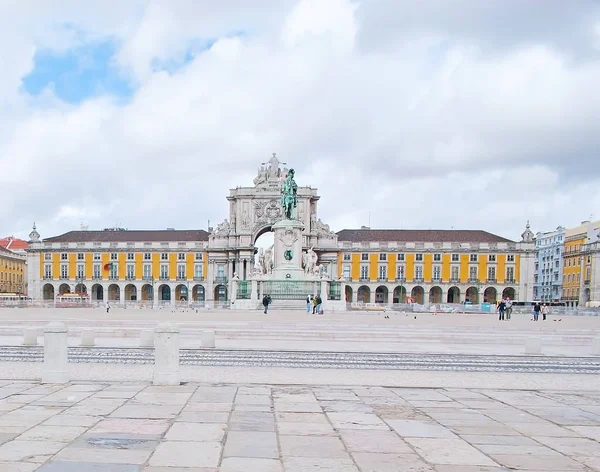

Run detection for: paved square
[[0, 381, 597, 471]]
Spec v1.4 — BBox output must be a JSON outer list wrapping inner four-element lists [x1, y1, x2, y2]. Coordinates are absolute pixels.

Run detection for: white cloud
[[1, 0, 600, 243]]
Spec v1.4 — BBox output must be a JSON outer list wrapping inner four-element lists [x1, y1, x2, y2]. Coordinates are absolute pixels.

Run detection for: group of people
[[306, 294, 323, 314], [532, 302, 550, 321], [496, 298, 513, 320]]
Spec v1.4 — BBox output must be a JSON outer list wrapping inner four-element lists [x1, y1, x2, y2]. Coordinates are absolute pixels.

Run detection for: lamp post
[[150, 277, 155, 310]]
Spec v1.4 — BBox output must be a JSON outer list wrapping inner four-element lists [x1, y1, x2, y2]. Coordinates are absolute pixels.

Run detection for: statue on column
[[281, 168, 298, 219], [303, 246, 317, 275], [264, 245, 274, 274]]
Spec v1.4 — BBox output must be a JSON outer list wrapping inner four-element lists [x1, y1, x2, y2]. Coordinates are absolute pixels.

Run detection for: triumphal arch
[[206, 153, 344, 308]]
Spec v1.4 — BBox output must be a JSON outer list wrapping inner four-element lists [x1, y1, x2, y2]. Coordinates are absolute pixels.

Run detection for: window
[[109, 263, 118, 279], [195, 253, 203, 261], [178, 253, 186, 261], [415, 254, 423, 261], [360, 265, 369, 279], [506, 267, 514, 281], [93, 264, 101, 279], [451, 254, 459, 262], [488, 254, 496, 262], [93, 253, 101, 261], [433, 266, 441, 280], [194, 264, 203, 279], [143, 264, 152, 279], [44, 253, 52, 261], [77, 253, 84, 261], [343, 265, 351, 279], [177, 264, 186, 279], [487, 266, 496, 280], [161, 253, 168, 261], [469, 266, 478, 280], [379, 253, 387, 261], [397, 253, 405, 261], [451, 266, 459, 280], [110, 253, 118, 261], [44, 264, 52, 279], [144, 253, 151, 260], [60, 264, 68, 279], [76, 264, 84, 278], [507, 254, 515, 262], [127, 253, 134, 260], [469, 254, 478, 262], [217, 265, 225, 279], [415, 266, 423, 279], [343, 254, 351, 261], [126, 264, 135, 279], [160, 264, 169, 279], [433, 254, 441, 262], [61, 253, 68, 260], [361, 253, 369, 261], [397, 265, 405, 280], [378, 265, 387, 280]]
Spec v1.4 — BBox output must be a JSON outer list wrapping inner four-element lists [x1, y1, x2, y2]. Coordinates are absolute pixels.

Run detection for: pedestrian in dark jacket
[[262, 295, 271, 314]]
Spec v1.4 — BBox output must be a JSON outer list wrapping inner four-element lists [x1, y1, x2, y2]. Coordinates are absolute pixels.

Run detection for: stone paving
[[0, 381, 598, 471]]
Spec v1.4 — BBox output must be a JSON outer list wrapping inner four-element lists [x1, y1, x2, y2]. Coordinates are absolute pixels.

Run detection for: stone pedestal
[[525, 337, 542, 355], [80, 329, 95, 347], [201, 331, 216, 348], [23, 328, 38, 346], [140, 330, 154, 347], [271, 218, 305, 280], [153, 323, 180, 386], [43, 322, 69, 384]]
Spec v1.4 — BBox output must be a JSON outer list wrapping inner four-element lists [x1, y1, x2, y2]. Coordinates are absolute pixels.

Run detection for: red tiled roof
[[336, 229, 514, 244], [0, 237, 28, 251], [43, 229, 210, 243]]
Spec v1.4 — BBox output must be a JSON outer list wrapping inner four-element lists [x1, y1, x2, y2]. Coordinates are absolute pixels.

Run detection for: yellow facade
[[563, 235, 585, 302], [0, 248, 26, 293]]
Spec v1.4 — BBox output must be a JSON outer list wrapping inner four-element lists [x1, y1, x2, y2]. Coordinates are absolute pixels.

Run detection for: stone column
[[369, 288, 376, 304], [43, 322, 69, 384], [230, 278, 238, 303], [320, 279, 329, 302], [251, 278, 258, 301], [153, 323, 180, 386]]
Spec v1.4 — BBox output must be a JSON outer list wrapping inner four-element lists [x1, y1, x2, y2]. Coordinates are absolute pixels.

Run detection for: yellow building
[[0, 246, 26, 294], [562, 220, 600, 306]]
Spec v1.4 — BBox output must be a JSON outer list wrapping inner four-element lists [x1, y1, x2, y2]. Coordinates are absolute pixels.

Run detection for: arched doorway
[[447, 286, 460, 304], [345, 285, 353, 302], [92, 284, 103, 301], [141, 284, 152, 301], [43, 284, 55, 300], [375, 286, 388, 304], [583, 288, 591, 305], [484, 287, 497, 303], [411, 286, 424, 304], [108, 284, 120, 301], [159, 285, 171, 301], [253, 227, 274, 277], [466, 286, 479, 304], [192, 284, 205, 302], [58, 283, 70, 294], [125, 284, 137, 301], [175, 284, 188, 302], [75, 283, 87, 294], [357, 285, 370, 303], [393, 285, 407, 303], [429, 286, 442, 304], [502, 287, 516, 300], [214, 284, 227, 302]]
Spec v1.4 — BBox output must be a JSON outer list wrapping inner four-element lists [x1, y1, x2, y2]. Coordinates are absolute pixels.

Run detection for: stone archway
[[484, 287, 497, 303], [125, 284, 137, 301], [357, 285, 370, 303], [108, 284, 120, 301], [141, 284, 152, 301], [393, 285, 407, 303], [43, 284, 55, 300], [411, 286, 424, 304], [375, 286, 388, 304], [429, 286, 443, 304], [58, 283, 70, 294], [583, 288, 591, 305], [159, 285, 171, 301], [92, 284, 103, 301], [466, 286, 479, 304], [175, 284, 188, 301], [447, 286, 460, 304], [75, 283, 87, 294], [192, 284, 205, 302], [214, 284, 227, 302], [345, 285, 353, 302], [502, 287, 516, 300]]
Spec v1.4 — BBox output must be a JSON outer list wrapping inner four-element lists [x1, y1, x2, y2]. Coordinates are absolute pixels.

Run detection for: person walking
[[498, 299, 506, 321], [533, 302, 540, 321], [106, 302, 111, 314], [262, 294, 271, 314], [316, 295, 322, 315], [542, 303, 549, 321], [306, 295, 312, 313], [312, 296, 318, 314], [505, 298, 513, 320]]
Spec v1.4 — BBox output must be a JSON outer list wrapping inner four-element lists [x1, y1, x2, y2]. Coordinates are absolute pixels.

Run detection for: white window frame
[[415, 254, 423, 261], [342, 265, 351, 279], [470, 254, 478, 262], [487, 266, 496, 280], [126, 264, 135, 279], [488, 254, 496, 262], [127, 253, 134, 261], [77, 253, 84, 261], [361, 253, 369, 261], [144, 253, 152, 260], [433, 265, 441, 280], [44, 253, 52, 261], [343, 254, 351, 261], [178, 253, 186, 261], [160, 264, 169, 278], [451, 266, 459, 280], [161, 253, 169, 261], [44, 264, 52, 278], [110, 253, 118, 261], [396, 265, 405, 279], [360, 265, 369, 279], [177, 264, 186, 279], [433, 254, 441, 262], [415, 265, 423, 279], [451, 254, 459, 262], [60, 264, 68, 278], [195, 253, 203, 261], [469, 266, 478, 280], [76, 264, 84, 278], [93, 253, 101, 261], [61, 253, 68, 260], [93, 264, 101, 279], [379, 253, 387, 261], [378, 265, 387, 280], [194, 264, 203, 278], [143, 264, 152, 278]]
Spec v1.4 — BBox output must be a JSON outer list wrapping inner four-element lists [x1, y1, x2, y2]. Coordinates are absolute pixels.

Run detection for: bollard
[[525, 337, 542, 355], [201, 330, 216, 349], [43, 322, 69, 384], [23, 328, 38, 346], [80, 329, 95, 347], [139, 329, 154, 347], [592, 336, 600, 356], [153, 323, 180, 386]]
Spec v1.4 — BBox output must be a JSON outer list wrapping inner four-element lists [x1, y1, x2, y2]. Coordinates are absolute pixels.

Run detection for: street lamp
[[150, 276, 155, 310]]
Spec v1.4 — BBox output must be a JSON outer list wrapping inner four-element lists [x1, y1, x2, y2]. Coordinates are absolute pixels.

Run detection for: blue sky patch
[[21, 39, 134, 104]]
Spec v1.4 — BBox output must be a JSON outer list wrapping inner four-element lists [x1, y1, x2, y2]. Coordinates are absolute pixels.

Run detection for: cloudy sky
[[2, 0, 600, 243]]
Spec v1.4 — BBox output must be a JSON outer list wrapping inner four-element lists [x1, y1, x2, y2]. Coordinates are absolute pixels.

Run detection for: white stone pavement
[[0, 381, 598, 471]]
